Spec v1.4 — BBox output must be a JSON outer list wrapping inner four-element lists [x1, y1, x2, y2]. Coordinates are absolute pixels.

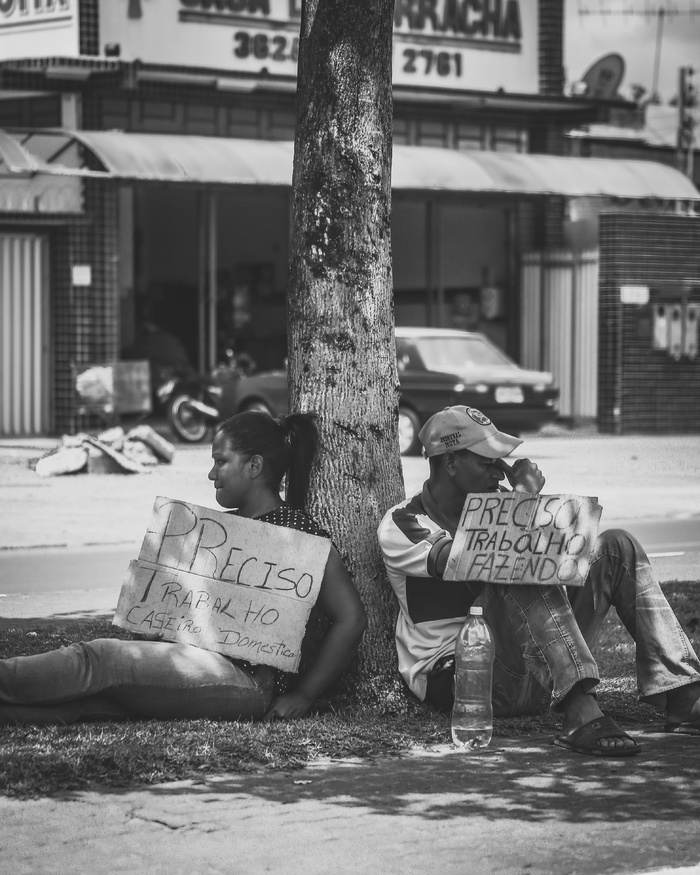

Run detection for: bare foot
[[665, 681, 700, 727]]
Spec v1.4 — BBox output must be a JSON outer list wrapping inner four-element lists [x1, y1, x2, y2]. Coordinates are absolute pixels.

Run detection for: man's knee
[[594, 528, 645, 559]]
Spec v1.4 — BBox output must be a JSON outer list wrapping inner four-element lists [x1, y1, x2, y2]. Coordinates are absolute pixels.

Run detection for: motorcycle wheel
[[239, 400, 273, 416], [168, 394, 210, 443]]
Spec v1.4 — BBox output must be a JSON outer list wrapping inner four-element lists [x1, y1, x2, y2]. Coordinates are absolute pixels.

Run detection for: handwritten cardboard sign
[[113, 497, 331, 672], [444, 492, 602, 587]]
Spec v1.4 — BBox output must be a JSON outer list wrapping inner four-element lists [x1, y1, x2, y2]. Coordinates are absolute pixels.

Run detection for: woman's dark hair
[[216, 410, 320, 509]]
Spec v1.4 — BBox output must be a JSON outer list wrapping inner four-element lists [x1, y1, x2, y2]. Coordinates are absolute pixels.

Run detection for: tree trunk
[[288, 0, 403, 689]]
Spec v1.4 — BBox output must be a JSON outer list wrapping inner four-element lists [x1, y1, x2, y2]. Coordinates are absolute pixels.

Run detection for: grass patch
[[1, 583, 698, 798]]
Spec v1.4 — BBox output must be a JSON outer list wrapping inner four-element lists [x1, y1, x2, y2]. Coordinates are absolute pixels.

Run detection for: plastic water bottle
[[451, 606, 494, 750]]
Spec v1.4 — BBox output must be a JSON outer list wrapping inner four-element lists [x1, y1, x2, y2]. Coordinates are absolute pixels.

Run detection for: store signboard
[[98, 0, 303, 77], [393, 0, 537, 93], [98, 0, 538, 95], [0, 0, 80, 60]]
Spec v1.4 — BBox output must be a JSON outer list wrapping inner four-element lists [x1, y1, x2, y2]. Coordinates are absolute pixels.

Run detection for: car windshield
[[397, 336, 517, 372]]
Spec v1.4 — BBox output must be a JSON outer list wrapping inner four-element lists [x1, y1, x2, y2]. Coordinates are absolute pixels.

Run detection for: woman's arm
[[263, 545, 367, 720]]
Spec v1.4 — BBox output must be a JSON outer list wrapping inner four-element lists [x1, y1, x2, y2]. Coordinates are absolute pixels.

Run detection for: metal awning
[[392, 146, 700, 200], [1, 128, 697, 200]]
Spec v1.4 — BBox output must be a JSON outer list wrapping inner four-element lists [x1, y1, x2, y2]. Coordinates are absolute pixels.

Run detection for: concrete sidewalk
[[1, 430, 699, 875], [1, 734, 700, 875]]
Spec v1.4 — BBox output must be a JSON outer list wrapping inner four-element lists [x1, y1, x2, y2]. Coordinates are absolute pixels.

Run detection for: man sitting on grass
[[378, 405, 700, 757]]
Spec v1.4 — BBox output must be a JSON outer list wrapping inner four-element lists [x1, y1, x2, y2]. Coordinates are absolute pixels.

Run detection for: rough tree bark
[[288, 0, 404, 689]]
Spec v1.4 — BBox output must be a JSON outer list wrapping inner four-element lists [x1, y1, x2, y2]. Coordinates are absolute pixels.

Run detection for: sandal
[[552, 715, 642, 757]]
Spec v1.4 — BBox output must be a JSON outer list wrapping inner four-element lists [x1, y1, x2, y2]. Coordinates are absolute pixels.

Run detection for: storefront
[[1, 0, 697, 436]]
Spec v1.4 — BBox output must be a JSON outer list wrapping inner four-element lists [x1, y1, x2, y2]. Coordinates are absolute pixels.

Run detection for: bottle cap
[[469, 606, 484, 616]]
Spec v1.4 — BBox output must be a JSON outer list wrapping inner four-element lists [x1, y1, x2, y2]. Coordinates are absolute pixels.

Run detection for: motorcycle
[[159, 349, 254, 443]]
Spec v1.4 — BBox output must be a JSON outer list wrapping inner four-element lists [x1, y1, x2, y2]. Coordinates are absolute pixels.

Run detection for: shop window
[[227, 107, 259, 139], [101, 98, 129, 130], [493, 127, 527, 153], [141, 100, 179, 132], [0, 98, 27, 127], [456, 123, 484, 151], [416, 120, 446, 148], [268, 110, 295, 141], [184, 103, 218, 135], [142, 100, 177, 120], [0, 95, 61, 128], [393, 117, 410, 145]]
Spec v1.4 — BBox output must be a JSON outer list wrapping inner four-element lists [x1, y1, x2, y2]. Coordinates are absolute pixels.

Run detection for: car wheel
[[239, 400, 274, 416], [398, 406, 421, 456]]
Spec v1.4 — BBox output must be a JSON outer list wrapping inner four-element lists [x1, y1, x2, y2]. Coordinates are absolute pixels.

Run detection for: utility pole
[[651, 7, 665, 99], [677, 65, 696, 177]]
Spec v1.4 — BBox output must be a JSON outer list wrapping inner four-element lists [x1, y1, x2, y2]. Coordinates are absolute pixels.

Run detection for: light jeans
[[0, 639, 275, 725], [427, 529, 700, 716]]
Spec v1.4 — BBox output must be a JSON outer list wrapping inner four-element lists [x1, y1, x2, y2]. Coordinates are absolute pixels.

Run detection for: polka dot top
[[228, 503, 330, 540], [223, 503, 332, 683], [255, 504, 331, 540]]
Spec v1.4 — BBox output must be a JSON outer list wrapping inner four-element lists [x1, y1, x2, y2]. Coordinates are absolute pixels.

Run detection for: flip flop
[[552, 715, 642, 757], [664, 721, 700, 736]]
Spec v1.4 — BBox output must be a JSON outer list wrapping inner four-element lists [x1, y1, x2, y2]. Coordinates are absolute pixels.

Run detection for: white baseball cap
[[418, 406, 522, 459]]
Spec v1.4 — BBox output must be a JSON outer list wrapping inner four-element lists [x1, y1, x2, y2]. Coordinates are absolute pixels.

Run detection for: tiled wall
[[52, 182, 120, 433], [598, 212, 700, 434], [538, 0, 564, 96]]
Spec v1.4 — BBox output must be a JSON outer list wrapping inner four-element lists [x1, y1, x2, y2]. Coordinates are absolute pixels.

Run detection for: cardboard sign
[[444, 493, 602, 588], [113, 497, 331, 672]]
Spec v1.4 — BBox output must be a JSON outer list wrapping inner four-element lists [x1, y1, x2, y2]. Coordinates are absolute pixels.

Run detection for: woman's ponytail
[[280, 412, 320, 509]]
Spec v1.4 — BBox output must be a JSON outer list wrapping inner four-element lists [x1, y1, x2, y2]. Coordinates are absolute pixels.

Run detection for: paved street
[[2, 430, 700, 550], [1, 430, 698, 623]]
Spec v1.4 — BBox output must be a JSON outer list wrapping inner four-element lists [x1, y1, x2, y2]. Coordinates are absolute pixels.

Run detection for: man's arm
[[379, 505, 452, 580]]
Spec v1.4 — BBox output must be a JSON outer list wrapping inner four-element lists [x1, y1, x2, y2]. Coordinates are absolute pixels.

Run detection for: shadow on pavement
[[59, 732, 699, 824]]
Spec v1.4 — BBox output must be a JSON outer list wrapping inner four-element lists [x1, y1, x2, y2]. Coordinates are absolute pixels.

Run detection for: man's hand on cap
[[497, 458, 545, 495]]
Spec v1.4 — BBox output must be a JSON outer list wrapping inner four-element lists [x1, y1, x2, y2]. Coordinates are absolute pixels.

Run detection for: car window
[[411, 336, 517, 371], [395, 339, 425, 372]]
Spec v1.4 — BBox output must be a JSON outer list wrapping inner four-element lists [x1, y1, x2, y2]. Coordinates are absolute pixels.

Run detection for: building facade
[[0, 0, 697, 436]]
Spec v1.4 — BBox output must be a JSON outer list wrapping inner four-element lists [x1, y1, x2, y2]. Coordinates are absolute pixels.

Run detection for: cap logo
[[439, 431, 462, 449], [467, 408, 491, 426]]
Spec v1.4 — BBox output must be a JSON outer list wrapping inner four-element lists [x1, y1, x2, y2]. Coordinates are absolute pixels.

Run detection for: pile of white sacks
[[34, 424, 175, 477]]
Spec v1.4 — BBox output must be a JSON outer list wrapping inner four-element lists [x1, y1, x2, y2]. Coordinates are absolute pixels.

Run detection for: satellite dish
[[580, 54, 625, 99]]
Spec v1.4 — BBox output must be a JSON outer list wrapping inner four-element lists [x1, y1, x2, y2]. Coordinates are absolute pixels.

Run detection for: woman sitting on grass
[[0, 411, 367, 725]]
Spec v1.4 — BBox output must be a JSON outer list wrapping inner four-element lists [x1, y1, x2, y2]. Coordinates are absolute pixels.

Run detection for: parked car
[[217, 327, 559, 455]]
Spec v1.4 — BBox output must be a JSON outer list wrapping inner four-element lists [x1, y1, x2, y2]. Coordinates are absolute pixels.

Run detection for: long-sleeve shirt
[[377, 481, 482, 700]]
